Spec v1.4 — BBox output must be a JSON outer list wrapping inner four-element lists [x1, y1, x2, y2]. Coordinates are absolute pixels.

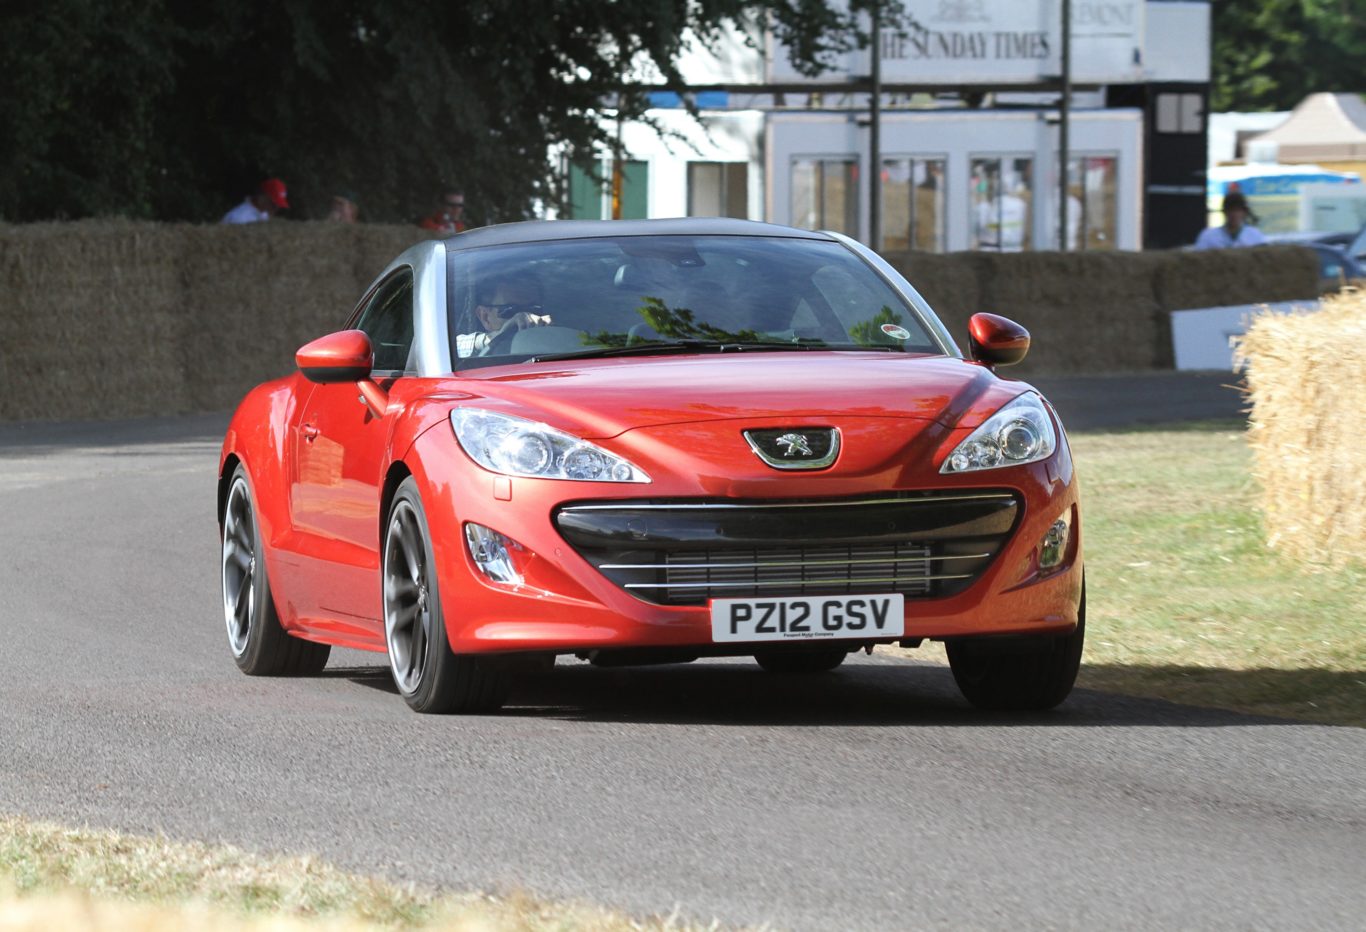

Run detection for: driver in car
[[455, 275, 553, 357]]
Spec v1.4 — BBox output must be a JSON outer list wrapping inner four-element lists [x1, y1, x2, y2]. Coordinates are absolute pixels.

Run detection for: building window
[[880, 157, 946, 252], [688, 162, 748, 218], [567, 159, 649, 219], [970, 157, 1033, 251], [791, 159, 857, 236], [1056, 155, 1119, 251], [1155, 93, 1203, 134]]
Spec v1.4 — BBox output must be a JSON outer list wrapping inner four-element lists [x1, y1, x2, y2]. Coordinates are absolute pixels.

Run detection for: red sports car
[[218, 219, 1083, 714]]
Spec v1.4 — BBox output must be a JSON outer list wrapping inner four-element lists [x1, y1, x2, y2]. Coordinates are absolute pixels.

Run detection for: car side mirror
[[296, 330, 374, 383], [968, 313, 1030, 367]]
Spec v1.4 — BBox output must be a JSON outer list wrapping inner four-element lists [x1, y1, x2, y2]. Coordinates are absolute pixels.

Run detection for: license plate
[[710, 594, 905, 643]]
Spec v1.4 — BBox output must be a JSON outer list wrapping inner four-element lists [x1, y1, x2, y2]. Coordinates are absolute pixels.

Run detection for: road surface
[[1, 375, 1361, 929]]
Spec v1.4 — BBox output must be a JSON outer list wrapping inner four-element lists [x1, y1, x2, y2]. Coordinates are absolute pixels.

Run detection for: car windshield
[[445, 234, 944, 370]]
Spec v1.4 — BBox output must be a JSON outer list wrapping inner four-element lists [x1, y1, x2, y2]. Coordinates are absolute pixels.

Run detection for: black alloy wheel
[[382, 477, 509, 713], [220, 465, 330, 675]]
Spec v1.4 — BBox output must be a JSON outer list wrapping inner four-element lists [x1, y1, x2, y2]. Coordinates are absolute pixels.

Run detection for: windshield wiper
[[530, 340, 899, 363]]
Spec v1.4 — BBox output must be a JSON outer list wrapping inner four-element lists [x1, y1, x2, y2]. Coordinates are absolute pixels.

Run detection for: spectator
[[328, 191, 359, 223], [1194, 192, 1267, 250], [455, 275, 551, 357], [419, 190, 467, 233], [221, 178, 288, 224]]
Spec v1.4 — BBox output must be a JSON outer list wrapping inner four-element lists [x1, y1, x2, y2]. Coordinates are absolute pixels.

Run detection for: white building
[[564, 0, 1212, 252]]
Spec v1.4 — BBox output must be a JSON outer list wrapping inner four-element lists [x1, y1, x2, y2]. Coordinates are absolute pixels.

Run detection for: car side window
[[354, 270, 415, 373]]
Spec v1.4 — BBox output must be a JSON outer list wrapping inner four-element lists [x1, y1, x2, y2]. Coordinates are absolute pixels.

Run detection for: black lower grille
[[554, 491, 1020, 606]]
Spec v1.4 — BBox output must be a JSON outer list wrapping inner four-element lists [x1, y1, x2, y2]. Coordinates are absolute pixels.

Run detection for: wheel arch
[[379, 460, 415, 548], [218, 453, 243, 527]]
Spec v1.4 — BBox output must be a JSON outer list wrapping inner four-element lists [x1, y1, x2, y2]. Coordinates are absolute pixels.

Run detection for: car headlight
[[941, 392, 1057, 474], [450, 409, 650, 482]]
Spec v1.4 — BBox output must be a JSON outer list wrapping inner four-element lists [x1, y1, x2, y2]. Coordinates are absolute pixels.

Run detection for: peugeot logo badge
[[775, 433, 813, 457], [742, 427, 840, 470]]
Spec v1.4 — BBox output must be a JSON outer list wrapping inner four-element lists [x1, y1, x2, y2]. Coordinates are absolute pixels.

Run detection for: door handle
[[301, 424, 320, 442]]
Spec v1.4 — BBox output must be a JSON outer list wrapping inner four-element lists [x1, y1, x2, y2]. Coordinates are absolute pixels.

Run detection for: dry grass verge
[[0, 816, 731, 931], [1237, 289, 1366, 567], [883, 421, 1365, 725], [1067, 422, 1365, 725]]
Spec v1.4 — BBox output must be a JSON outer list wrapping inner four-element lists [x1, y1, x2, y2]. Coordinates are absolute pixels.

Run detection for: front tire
[[383, 478, 508, 714], [946, 583, 1085, 711], [221, 465, 330, 675]]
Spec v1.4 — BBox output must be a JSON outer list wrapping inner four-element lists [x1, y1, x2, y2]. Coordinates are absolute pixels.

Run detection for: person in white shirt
[[455, 276, 552, 358], [974, 191, 1029, 251], [1193, 192, 1267, 249], [221, 178, 289, 224]]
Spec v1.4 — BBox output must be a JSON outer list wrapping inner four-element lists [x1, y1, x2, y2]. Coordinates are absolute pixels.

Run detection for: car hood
[[447, 352, 1029, 438]]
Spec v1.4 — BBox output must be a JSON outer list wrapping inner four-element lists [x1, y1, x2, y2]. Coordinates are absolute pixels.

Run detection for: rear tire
[[753, 647, 849, 674], [383, 478, 508, 714], [946, 583, 1085, 711], [221, 465, 330, 676]]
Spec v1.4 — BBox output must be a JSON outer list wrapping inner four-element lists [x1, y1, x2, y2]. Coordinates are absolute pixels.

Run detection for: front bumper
[[408, 427, 1083, 655]]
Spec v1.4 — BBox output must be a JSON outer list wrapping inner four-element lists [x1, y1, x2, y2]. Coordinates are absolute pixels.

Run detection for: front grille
[[554, 491, 1020, 606]]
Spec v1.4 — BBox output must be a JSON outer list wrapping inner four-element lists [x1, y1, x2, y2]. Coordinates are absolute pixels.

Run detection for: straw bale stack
[[890, 248, 1168, 374], [174, 221, 419, 412], [1155, 244, 1319, 313], [1237, 289, 1366, 566], [0, 222, 1324, 422], [969, 250, 1168, 374], [0, 221, 190, 421], [0, 220, 425, 421], [887, 245, 1319, 375]]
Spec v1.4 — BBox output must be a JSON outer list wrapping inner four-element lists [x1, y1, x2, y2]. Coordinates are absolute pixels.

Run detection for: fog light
[[1039, 514, 1070, 569], [464, 523, 524, 585]]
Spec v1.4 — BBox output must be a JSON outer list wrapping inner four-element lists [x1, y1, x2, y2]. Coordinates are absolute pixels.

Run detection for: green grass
[[1069, 422, 1366, 726]]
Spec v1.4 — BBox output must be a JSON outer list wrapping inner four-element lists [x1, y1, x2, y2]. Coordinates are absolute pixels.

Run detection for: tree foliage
[[0, 0, 898, 224], [1212, 0, 1366, 112]]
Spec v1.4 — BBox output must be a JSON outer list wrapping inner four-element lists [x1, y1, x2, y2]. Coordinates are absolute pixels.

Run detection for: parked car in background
[[218, 219, 1085, 715], [1346, 224, 1366, 264], [1265, 232, 1365, 292], [1309, 242, 1365, 291]]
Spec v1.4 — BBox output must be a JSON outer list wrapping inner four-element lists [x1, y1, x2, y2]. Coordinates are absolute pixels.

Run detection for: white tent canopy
[[1247, 93, 1366, 162]]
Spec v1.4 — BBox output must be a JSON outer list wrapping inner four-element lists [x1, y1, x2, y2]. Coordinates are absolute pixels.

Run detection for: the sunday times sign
[[768, 0, 1145, 86]]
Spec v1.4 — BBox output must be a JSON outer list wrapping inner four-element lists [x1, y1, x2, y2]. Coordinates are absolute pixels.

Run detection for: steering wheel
[[483, 322, 521, 356]]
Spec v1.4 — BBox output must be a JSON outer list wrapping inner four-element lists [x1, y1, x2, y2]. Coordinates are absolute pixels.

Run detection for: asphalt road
[[2, 375, 1362, 930]]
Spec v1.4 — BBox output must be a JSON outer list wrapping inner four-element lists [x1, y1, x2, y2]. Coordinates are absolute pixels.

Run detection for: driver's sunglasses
[[483, 302, 542, 317]]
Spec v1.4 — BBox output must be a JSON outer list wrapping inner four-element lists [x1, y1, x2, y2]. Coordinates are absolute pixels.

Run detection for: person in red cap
[[221, 178, 289, 224]]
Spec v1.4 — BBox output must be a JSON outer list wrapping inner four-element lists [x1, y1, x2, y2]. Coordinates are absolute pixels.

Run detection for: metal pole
[[612, 99, 624, 220], [1058, 0, 1071, 251], [869, 2, 882, 250]]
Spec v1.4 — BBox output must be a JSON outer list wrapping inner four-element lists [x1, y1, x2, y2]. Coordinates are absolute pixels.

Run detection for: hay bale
[[891, 247, 1320, 375], [188, 220, 430, 411], [0, 221, 1331, 423], [1156, 244, 1320, 311], [1236, 289, 1366, 567], [968, 250, 1167, 374], [0, 220, 430, 421], [0, 220, 193, 421], [887, 250, 1165, 373], [177, 221, 376, 411]]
